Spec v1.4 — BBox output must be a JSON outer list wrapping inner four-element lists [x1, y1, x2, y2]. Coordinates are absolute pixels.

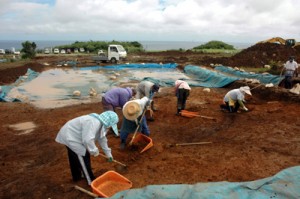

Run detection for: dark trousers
[[177, 89, 190, 112], [66, 147, 95, 182], [225, 101, 240, 113], [284, 76, 292, 89], [120, 116, 150, 144]]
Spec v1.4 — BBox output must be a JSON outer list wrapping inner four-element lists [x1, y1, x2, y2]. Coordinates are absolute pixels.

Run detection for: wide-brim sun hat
[[123, 101, 142, 121], [98, 111, 119, 136], [240, 86, 252, 95]]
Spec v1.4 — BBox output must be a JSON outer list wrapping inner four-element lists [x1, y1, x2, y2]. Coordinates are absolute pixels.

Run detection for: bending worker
[[102, 87, 136, 112], [175, 80, 191, 115], [136, 80, 160, 120], [119, 96, 150, 149], [55, 111, 119, 185], [220, 86, 252, 113]]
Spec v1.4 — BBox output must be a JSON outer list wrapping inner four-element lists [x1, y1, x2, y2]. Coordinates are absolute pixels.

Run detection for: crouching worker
[[55, 111, 119, 185], [120, 96, 150, 150], [220, 86, 252, 113]]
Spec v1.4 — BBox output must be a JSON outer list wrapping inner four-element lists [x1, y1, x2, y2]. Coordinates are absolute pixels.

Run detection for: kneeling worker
[[220, 86, 252, 113]]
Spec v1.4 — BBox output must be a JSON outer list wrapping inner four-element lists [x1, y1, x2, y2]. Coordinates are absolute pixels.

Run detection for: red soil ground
[[0, 44, 299, 198]]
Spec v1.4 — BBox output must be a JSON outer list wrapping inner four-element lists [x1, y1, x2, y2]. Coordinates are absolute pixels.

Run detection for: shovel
[[128, 107, 153, 153], [129, 107, 147, 146], [180, 110, 216, 121], [99, 153, 127, 172]]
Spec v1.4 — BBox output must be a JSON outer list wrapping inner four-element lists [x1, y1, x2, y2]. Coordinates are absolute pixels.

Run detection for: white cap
[[240, 86, 252, 95]]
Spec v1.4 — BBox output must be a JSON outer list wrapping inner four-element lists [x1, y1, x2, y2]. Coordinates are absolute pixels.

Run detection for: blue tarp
[[109, 166, 300, 199], [80, 64, 240, 88], [215, 66, 284, 85], [0, 63, 283, 103], [183, 65, 240, 88], [0, 68, 39, 102], [79, 63, 178, 71]]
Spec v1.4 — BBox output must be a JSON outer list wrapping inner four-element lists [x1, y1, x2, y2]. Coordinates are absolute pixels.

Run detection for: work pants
[[177, 88, 190, 112], [120, 116, 150, 144], [284, 76, 292, 89], [66, 147, 95, 182], [225, 101, 240, 113]]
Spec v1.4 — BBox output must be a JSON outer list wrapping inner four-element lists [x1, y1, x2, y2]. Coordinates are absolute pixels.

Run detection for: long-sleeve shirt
[[120, 97, 149, 134], [136, 81, 154, 99], [55, 115, 112, 157], [103, 87, 133, 108], [175, 80, 191, 90], [224, 89, 245, 107]]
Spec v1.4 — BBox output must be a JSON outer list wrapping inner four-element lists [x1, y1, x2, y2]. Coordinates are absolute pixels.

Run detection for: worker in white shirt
[[220, 86, 252, 113], [281, 56, 298, 89], [55, 111, 119, 185]]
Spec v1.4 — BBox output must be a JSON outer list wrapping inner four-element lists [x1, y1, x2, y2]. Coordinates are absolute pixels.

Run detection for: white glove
[[93, 150, 99, 157], [243, 107, 248, 111]]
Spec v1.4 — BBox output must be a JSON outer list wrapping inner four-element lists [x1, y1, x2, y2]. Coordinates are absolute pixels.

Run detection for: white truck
[[92, 44, 127, 64]]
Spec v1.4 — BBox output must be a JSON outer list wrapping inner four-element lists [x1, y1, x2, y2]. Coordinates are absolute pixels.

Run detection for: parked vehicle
[[92, 44, 127, 64], [74, 48, 79, 53], [60, 49, 66, 54], [79, 48, 85, 53], [53, 48, 59, 54], [0, 49, 5, 54], [5, 49, 12, 54], [44, 48, 50, 54]]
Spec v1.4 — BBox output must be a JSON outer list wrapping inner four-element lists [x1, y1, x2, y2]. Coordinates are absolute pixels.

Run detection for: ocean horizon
[[0, 40, 254, 51]]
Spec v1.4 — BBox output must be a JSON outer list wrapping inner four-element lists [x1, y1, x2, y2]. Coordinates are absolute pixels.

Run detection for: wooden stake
[[74, 185, 98, 198], [175, 142, 212, 146]]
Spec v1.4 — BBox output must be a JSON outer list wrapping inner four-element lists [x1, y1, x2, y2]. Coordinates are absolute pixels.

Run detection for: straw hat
[[123, 101, 142, 121], [240, 86, 252, 95]]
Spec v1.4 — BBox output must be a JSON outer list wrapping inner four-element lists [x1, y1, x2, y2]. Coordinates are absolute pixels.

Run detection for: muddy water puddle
[[8, 66, 191, 109]]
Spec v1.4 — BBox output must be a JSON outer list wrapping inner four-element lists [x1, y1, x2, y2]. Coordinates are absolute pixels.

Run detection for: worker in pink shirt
[[174, 80, 191, 115]]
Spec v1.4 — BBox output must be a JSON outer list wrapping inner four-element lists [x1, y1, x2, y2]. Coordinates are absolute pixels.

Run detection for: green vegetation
[[21, 41, 37, 59], [194, 40, 235, 50], [55, 40, 144, 53], [241, 60, 282, 75], [192, 40, 239, 54], [267, 60, 283, 75], [193, 48, 240, 54]]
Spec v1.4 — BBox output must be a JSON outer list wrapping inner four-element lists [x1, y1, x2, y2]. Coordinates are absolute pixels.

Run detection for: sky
[[0, 0, 300, 44]]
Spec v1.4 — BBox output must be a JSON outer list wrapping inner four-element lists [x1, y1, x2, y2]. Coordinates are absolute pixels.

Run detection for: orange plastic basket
[[132, 133, 153, 153], [91, 171, 132, 198]]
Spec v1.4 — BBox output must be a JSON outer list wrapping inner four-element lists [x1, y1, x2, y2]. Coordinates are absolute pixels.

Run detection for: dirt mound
[[201, 43, 300, 68], [0, 62, 46, 84]]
